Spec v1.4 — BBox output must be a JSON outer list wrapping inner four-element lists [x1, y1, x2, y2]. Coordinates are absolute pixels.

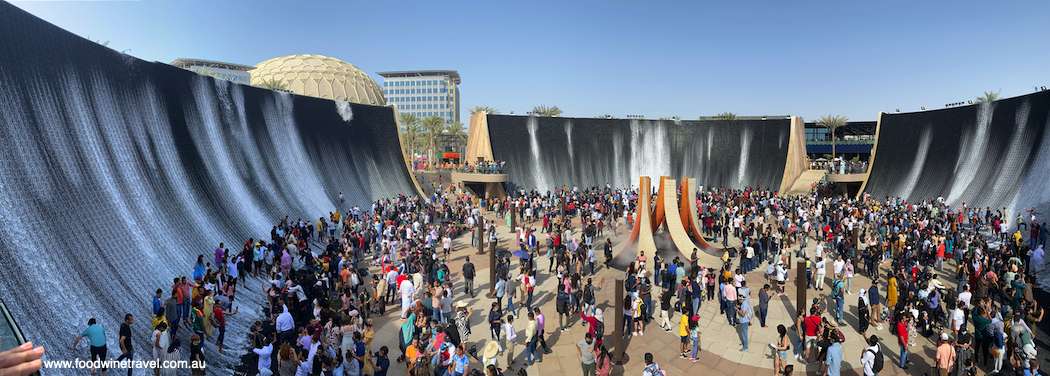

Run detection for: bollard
[[614, 276, 626, 364], [796, 259, 807, 317]]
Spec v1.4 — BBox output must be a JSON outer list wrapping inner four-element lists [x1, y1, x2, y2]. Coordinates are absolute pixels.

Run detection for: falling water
[[737, 127, 752, 187], [526, 117, 552, 191], [898, 128, 934, 200], [946, 102, 993, 204]]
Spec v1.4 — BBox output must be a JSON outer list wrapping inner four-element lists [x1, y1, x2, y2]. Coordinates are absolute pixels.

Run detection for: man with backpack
[[557, 284, 572, 331], [831, 276, 846, 326], [583, 278, 604, 317], [462, 257, 476, 298], [860, 335, 883, 376]]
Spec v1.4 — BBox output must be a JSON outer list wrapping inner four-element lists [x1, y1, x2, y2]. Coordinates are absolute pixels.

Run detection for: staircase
[[784, 170, 827, 196]]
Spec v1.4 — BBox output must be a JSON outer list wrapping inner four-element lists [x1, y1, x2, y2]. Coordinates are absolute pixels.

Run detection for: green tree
[[974, 90, 1002, 103], [258, 78, 287, 91], [399, 113, 421, 160], [714, 112, 738, 121], [816, 114, 849, 160], [469, 106, 499, 115], [532, 105, 563, 117], [446, 121, 467, 145], [422, 115, 446, 166]]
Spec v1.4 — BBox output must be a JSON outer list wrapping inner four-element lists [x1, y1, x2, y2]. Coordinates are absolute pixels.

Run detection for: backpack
[[464, 263, 475, 279], [557, 291, 569, 313], [867, 344, 884, 373], [583, 286, 595, 304], [643, 362, 666, 376], [831, 280, 843, 300]]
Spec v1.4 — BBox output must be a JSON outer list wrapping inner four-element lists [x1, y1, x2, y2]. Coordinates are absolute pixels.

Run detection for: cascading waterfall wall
[[488, 115, 791, 192], [863, 91, 1050, 229], [0, 3, 415, 374]]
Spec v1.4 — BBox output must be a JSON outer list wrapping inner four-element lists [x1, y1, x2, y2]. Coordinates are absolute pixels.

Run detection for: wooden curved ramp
[[618, 177, 657, 273], [681, 178, 722, 253], [651, 176, 669, 232], [662, 179, 725, 267]]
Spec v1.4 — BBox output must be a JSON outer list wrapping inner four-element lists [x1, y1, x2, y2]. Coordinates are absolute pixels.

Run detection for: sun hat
[[483, 341, 500, 359]]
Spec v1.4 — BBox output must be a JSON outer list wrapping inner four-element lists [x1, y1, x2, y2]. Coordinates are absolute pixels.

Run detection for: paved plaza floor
[[365, 210, 961, 376]]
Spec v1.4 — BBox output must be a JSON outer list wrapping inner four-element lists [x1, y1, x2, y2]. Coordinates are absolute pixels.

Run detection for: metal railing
[[810, 161, 868, 175]]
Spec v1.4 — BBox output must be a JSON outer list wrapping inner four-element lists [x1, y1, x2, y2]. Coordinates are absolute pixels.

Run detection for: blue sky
[[12, 0, 1049, 121]]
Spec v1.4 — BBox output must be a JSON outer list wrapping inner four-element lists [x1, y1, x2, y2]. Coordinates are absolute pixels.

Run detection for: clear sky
[[12, 0, 1049, 121]]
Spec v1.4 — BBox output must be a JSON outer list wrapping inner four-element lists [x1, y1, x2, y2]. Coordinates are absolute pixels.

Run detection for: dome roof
[[250, 54, 386, 105]]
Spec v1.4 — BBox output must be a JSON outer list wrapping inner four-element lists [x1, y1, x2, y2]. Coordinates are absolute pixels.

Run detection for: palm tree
[[469, 106, 499, 115], [259, 78, 287, 91], [816, 114, 849, 160], [399, 113, 421, 159], [974, 90, 1002, 103], [446, 121, 467, 145], [714, 112, 738, 121], [422, 115, 446, 166], [532, 105, 563, 117]]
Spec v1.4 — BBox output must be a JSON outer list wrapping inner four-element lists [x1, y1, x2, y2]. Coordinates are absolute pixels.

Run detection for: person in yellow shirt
[[887, 275, 898, 309], [203, 291, 215, 339], [679, 308, 690, 358], [152, 312, 169, 331]]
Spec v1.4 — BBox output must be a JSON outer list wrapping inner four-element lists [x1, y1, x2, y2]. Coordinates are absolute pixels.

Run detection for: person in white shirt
[[860, 336, 880, 376], [775, 263, 788, 296], [952, 302, 966, 333], [814, 257, 828, 291], [958, 285, 972, 309], [273, 303, 295, 349], [254, 336, 275, 376], [400, 278, 417, 319], [833, 256, 845, 280], [502, 315, 518, 368]]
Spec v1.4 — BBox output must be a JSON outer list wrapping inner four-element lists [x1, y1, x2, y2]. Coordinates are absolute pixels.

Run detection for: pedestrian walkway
[[364, 211, 961, 376]]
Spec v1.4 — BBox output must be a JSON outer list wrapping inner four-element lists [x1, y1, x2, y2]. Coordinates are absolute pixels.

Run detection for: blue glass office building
[[377, 70, 461, 129]]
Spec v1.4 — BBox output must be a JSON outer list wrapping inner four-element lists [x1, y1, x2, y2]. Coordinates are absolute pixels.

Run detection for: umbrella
[[815, 158, 828, 162], [496, 250, 513, 259], [512, 250, 531, 259]]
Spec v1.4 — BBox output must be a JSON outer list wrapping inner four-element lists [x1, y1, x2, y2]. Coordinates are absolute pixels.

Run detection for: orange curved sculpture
[[651, 176, 669, 232]]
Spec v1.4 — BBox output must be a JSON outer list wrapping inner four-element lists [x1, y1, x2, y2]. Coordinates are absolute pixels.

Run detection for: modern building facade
[[804, 121, 876, 160], [170, 58, 253, 84], [377, 70, 461, 128]]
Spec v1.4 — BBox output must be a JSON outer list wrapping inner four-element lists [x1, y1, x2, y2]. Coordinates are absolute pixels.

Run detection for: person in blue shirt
[[193, 255, 206, 282], [152, 289, 163, 317], [824, 332, 844, 376], [736, 296, 753, 351], [451, 344, 470, 376], [868, 281, 881, 328], [73, 318, 108, 375], [367, 346, 389, 376]]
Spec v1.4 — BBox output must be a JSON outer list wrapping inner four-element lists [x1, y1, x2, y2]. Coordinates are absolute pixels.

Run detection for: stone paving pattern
[[366, 210, 959, 376]]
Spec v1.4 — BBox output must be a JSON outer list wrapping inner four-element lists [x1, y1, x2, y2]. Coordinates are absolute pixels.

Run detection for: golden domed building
[[250, 54, 386, 105]]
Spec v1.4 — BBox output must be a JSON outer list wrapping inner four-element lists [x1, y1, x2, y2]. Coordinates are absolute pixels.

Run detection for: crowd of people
[[411, 160, 507, 175], [63, 177, 1049, 376], [625, 184, 1046, 376]]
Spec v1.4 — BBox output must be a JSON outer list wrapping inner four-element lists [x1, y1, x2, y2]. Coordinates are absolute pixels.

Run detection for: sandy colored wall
[[856, 112, 884, 199], [465, 112, 494, 162], [778, 116, 809, 193]]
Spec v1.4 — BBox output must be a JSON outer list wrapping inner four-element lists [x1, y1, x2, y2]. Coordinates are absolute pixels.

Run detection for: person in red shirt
[[897, 315, 910, 370], [803, 307, 821, 363], [213, 301, 238, 354]]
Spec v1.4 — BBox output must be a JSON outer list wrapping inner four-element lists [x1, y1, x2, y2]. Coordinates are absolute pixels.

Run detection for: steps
[[784, 170, 827, 196]]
